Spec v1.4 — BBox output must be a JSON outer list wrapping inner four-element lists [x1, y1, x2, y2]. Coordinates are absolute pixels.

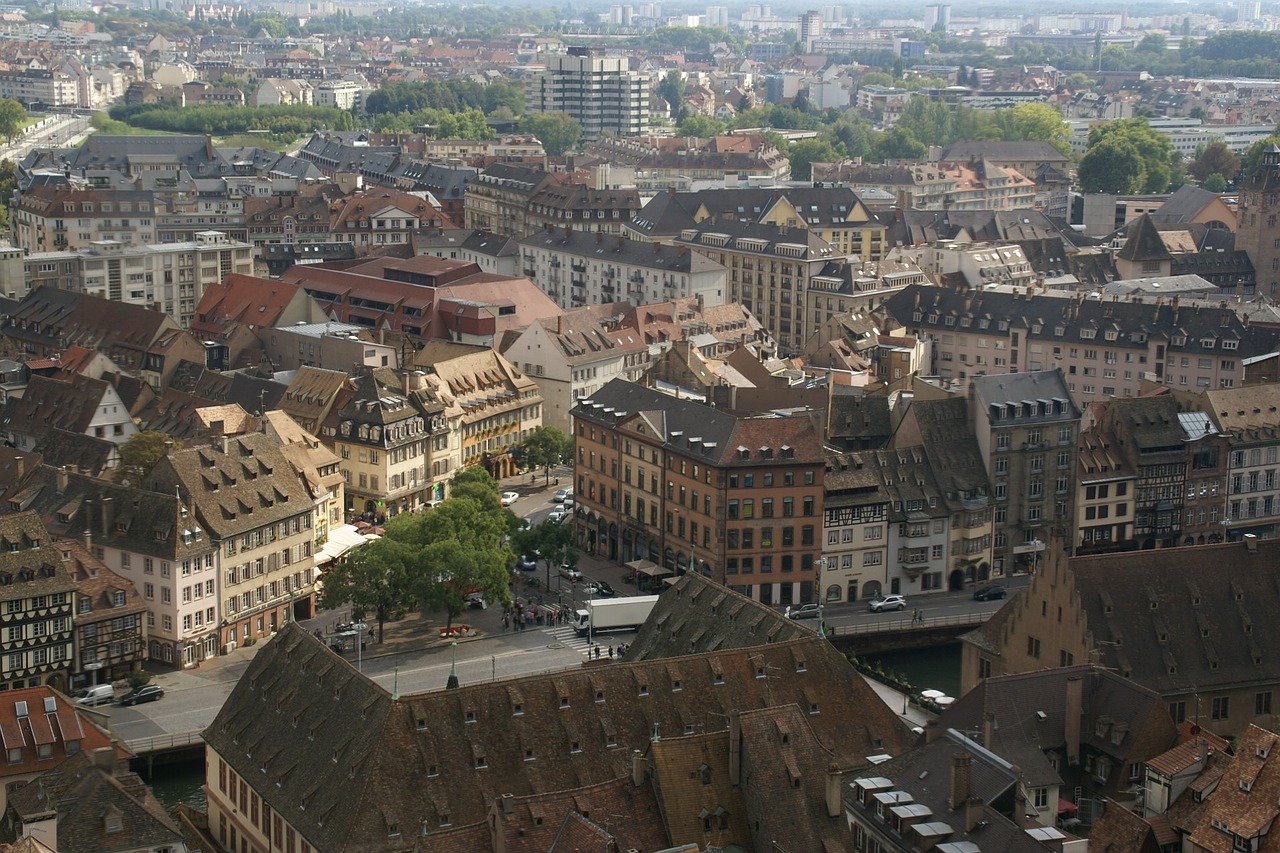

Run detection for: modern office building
[[524, 48, 649, 142]]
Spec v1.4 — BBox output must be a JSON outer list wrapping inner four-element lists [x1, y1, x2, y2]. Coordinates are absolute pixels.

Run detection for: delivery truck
[[573, 595, 660, 636]]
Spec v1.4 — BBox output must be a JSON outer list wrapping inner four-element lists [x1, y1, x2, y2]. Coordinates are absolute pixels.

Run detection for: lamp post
[[1031, 539, 1043, 575], [814, 557, 828, 639], [446, 641, 458, 689]]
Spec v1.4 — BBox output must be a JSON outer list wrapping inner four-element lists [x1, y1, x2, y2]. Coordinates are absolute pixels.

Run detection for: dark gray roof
[[520, 229, 701, 272], [970, 370, 1079, 423], [1150, 185, 1226, 225], [629, 185, 871, 237], [880, 285, 1280, 360], [940, 140, 1072, 164]]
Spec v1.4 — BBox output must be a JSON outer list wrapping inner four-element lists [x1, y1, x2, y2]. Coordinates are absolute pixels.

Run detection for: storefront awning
[[315, 525, 372, 566], [626, 559, 669, 577]]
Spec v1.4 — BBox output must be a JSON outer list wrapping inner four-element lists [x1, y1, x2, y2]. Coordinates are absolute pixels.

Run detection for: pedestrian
[[784, 605, 791, 618], [501, 613, 509, 631], [608, 645, 614, 659], [594, 646, 601, 659], [919, 609, 925, 623]]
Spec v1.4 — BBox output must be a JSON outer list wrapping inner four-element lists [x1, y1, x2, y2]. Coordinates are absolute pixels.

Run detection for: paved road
[[106, 483, 1020, 747], [0, 113, 91, 163]]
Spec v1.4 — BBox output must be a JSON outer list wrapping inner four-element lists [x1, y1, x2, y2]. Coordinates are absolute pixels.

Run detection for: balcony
[[959, 494, 988, 511], [571, 262, 587, 273]]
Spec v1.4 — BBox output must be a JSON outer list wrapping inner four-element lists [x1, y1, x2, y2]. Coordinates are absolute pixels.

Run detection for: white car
[[560, 565, 583, 582], [868, 594, 907, 612], [553, 488, 574, 503], [547, 505, 569, 523], [501, 491, 520, 507]]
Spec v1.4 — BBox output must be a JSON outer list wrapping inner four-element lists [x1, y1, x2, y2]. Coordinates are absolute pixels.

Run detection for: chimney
[[403, 371, 412, 395], [652, 242, 660, 253], [964, 796, 985, 832], [100, 497, 112, 537], [616, 235, 624, 249], [556, 314, 562, 336], [13, 456, 22, 480], [1245, 533, 1259, 554], [89, 746, 115, 772], [1064, 677, 1082, 765], [631, 750, 648, 786], [563, 225, 571, 239], [500, 793, 514, 815], [982, 712, 994, 747], [1012, 766, 1028, 828], [56, 465, 68, 494], [595, 230, 603, 243], [949, 751, 972, 810], [221, 435, 230, 456], [825, 762, 843, 818], [729, 710, 742, 786]]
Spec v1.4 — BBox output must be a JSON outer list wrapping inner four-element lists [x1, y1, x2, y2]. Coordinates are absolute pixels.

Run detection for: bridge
[[825, 611, 989, 655], [126, 731, 205, 772]]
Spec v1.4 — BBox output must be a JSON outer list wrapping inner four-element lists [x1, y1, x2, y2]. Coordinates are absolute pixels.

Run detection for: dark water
[[139, 758, 207, 811], [867, 643, 962, 698]]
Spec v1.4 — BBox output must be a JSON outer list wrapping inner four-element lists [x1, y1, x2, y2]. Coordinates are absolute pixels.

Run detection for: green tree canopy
[[788, 138, 839, 181], [656, 70, 685, 118], [675, 114, 725, 138], [1202, 172, 1228, 192], [875, 126, 927, 161], [1080, 119, 1172, 193], [406, 495, 513, 630], [0, 99, 25, 142], [320, 534, 418, 643], [512, 425, 571, 486], [115, 430, 172, 483], [996, 102, 1071, 155], [511, 519, 575, 593], [518, 112, 582, 156], [448, 466, 503, 512]]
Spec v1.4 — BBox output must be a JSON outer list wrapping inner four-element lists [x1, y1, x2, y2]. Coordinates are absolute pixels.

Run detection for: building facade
[[0, 514, 75, 693], [524, 48, 649, 142]]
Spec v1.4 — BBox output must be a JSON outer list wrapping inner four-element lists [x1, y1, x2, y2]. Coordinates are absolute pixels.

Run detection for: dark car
[[788, 603, 822, 619], [516, 555, 537, 571], [118, 685, 164, 706], [583, 581, 615, 597], [973, 584, 1007, 601]]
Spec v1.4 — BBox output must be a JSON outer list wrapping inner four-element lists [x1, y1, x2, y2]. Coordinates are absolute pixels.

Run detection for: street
[[0, 112, 91, 163], [104, 482, 1022, 748]]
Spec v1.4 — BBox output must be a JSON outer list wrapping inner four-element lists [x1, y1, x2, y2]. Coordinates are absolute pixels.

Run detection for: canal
[[139, 758, 206, 812], [866, 642, 962, 699]]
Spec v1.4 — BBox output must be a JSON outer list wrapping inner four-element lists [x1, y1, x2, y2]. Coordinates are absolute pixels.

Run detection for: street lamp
[[813, 557, 828, 639], [446, 641, 458, 689], [1031, 539, 1043, 575]]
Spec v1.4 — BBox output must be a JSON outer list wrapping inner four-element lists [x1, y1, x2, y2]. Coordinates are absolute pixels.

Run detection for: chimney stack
[[100, 497, 112, 537], [1064, 677, 1082, 765], [964, 796, 985, 832], [1245, 533, 1259, 554], [825, 763, 843, 819], [949, 751, 972, 810], [14, 456, 22, 480], [631, 750, 648, 786], [56, 465, 68, 494]]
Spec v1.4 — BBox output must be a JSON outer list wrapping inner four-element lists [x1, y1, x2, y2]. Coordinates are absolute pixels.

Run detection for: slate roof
[[1100, 394, 1185, 459], [1204, 384, 1280, 439], [1072, 538, 1280, 697], [1118, 215, 1173, 262], [573, 379, 826, 467], [1151, 185, 1228, 225], [629, 185, 873, 238], [0, 374, 111, 439], [278, 367, 353, 436], [880, 284, 1280, 361], [31, 429, 117, 478], [946, 665, 1176, 790], [0, 512, 76, 599], [970, 370, 1078, 423], [519, 229, 711, 274], [905, 397, 992, 499], [827, 393, 894, 450]]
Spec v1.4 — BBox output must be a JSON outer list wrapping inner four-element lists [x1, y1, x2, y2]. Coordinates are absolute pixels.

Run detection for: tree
[[656, 70, 685, 118], [1202, 172, 1228, 192], [1243, 136, 1280, 177], [448, 466, 502, 511], [407, 497, 512, 631], [1138, 33, 1168, 53], [320, 534, 418, 643], [513, 425, 572, 486], [787, 138, 838, 181], [115, 431, 172, 483], [1078, 136, 1147, 193], [1081, 119, 1172, 193], [512, 519, 575, 594], [1189, 141, 1240, 183], [875, 127, 927, 161], [997, 102, 1071, 155], [676, 114, 725, 138], [0, 99, 25, 142], [518, 112, 582, 156]]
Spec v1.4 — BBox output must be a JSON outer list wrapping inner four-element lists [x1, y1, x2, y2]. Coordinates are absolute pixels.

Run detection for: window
[[1026, 636, 1041, 658], [1258, 692, 1273, 716], [1211, 697, 1230, 721]]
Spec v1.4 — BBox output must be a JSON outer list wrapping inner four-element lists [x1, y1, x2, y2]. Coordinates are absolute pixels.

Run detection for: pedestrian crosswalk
[[543, 624, 593, 655]]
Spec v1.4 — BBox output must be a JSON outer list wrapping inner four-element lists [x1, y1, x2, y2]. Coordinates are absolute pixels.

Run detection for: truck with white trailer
[[573, 595, 660, 636]]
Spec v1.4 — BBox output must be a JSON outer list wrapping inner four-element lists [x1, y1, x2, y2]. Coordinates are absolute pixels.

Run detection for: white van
[[75, 684, 114, 707]]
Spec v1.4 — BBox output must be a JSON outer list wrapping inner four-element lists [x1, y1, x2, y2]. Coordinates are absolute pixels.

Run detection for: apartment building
[[0, 513, 76, 692], [821, 452, 890, 605], [969, 371, 1080, 575], [627, 185, 886, 262], [571, 379, 825, 606], [328, 189, 453, 248], [12, 186, 158, 253], [913, 241, 1036, 290], [878, 285, 1273, 405], [673, 220, 846, 355], [1179, 410, 1230, 546], [64, 539, 147, 684], [0, 68, 79, 108], [0, 373, 136, 452], [411, 342, 544, 482], [518, 229, 727, 309], [314, 79, 362, 110], [524, 48, 649, 141], [462, 164, 554, 238], [1074, 421, 1137, 555], [333, 372, 433, 521], [23, 231, 252, 328], [1206, 385, 1280, 541], [523, 184, 641, 238], [146, 434, 317, 652], [1100, 395, 1188, 550]]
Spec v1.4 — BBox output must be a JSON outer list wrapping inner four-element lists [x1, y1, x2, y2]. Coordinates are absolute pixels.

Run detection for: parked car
[[868, 594, 907, 612], [553, 488, 571, 503], [582, 581, 615, 597], [547, 505, 569, 523], [75, 684, 114, 707], [516, 555, 537, 571], [118, 685, 164, 706], [501, 491, 520, 507], [973, 583, 1007, 601], [788, 603, 822, 620]]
